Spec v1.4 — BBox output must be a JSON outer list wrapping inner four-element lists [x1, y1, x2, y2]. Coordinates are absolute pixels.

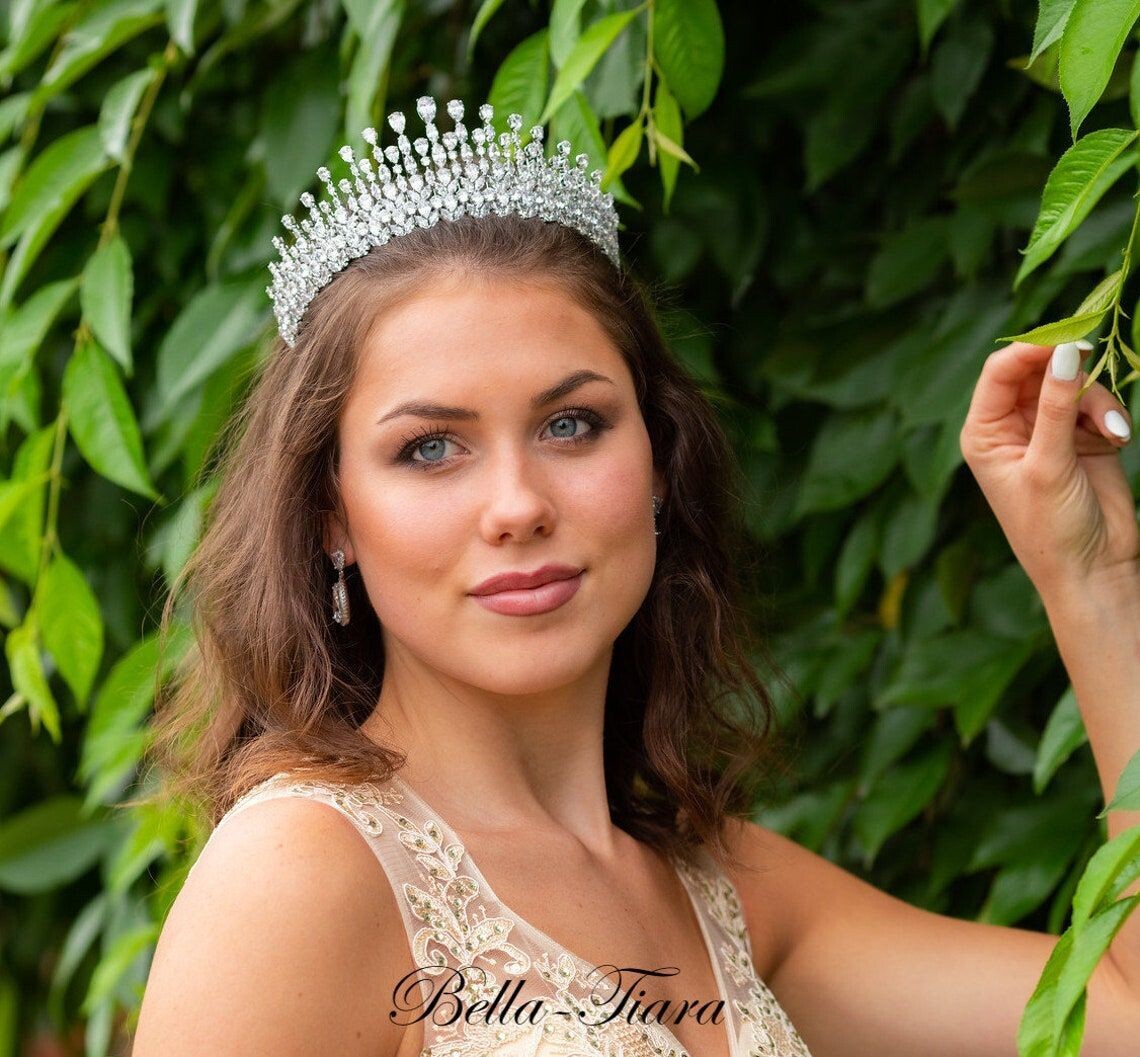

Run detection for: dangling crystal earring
[[331, 549, 351, 626], [652, 495, 662, 537]]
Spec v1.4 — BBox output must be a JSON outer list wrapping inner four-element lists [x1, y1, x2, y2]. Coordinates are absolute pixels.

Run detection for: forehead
[[353, 278, 627, 398]]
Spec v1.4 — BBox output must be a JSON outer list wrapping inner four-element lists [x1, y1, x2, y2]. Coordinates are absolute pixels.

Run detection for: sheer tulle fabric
[[188, 771, 813, 1057]]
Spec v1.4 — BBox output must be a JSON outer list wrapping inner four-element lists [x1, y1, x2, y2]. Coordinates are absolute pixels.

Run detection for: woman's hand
[[959, 340, 1140, 609]]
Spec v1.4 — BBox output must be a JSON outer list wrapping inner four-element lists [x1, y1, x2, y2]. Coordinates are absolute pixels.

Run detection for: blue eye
[[394, 407, 610, 471]]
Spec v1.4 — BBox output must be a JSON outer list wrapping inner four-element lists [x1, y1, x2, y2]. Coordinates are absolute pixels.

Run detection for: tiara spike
[[267, 95, 621, 346]]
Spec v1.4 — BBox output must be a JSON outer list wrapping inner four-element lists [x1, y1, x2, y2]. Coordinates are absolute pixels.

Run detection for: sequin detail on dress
[[203, 771, 813, 1057]]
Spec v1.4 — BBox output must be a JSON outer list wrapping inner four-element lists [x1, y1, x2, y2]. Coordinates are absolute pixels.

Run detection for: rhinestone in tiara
[[266, 96, 621, 347]]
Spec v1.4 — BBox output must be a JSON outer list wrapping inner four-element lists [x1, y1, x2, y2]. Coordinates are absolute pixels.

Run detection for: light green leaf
[[63, 339, 159, 500], [1033, 685, 1088, 794], [466, 0, 507, 61], [489, 29, 550, 136], [550, 0, 588, 67], [602, 118, 642, 190], [1101, 747, 1140, 814], [1030, 0, 1077, 65], [39, 553, 104, 709], [98, 68, 153, 163], [3, 622, 61, 743], [0, 794, 115, 892], [1059, 0, 1140, 139], [539, 9, 642, 125], [1055, 895, 1140, 1038], [34, 0, 166, 108], [155, 279, 266, 414], [166, 0, 198, 55], [0, 3, 76, 83], [1015, 128, 1138, 288], [654, 78, 683, 211], [1001, 268, 1124, 346], [1071, 824, 1140, 931], [653, 0, 724, 118], [81, 236, 134, 373], [82, 921, 159, 1014], [1017, 927, 1074, 1056], [916, 0, 962, 56], [0, 425, 53, 586]]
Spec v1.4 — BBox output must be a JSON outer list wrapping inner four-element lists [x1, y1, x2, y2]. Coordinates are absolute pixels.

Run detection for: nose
[[476, 447, 559, 541]]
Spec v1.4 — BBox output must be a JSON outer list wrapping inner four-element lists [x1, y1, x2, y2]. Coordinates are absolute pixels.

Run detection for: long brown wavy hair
[[136, 212, 799, 872]]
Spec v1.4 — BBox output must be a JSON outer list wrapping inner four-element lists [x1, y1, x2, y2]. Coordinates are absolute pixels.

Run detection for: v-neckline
[[387, 772, 737, 1057]]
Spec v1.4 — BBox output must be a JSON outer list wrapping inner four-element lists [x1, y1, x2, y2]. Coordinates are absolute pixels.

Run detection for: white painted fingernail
[[1105, 409, 1131, 439], [1052, 342, 1080, 380], [1076, 339, 1094, 351]]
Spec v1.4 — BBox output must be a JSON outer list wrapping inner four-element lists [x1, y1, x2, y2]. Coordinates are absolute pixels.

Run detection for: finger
[[1025, 340, 1094, 470], [1075, 375, 1132, 445], [966, 342, 1056, 427]]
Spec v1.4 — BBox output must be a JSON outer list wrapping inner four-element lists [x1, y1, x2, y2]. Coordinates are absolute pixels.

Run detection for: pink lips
[[469, 570, 584, 616]]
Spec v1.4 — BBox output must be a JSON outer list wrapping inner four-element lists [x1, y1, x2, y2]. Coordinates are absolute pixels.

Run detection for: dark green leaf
[[653, 0, 724, 118]]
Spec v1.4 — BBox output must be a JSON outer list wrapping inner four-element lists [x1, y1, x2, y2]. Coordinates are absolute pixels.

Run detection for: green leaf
[[155, 279, 266, 414], [1017, 928, 1074, 1056], [33, 0, 166, 108], [1033, 685, 1088, 794], [0, 425, 54, 586], [489, 29, 550, 136], [342, 0, 403, 148], [653, 0, 724, 118], [1030, 0, 1077, 65], [81, 236, 134, 373], [550, 90, 637, 208], [0, 795, 115, 893], [262, 45, 342, 209], [654, 78, 683, 211], [467, 0, 507, 61], [0, 125, 107, 250], [1001, 267, 1124, 346], [83, 921, 159, 1014], [853, 740, 953, 866], [1014, 128, 1138, 288], [63, 339, 159, 500], [539, 9, 642, 125], [98, 69, 153, 164], [866, 217, 951, 308], [1070, 824, 1140, 930], [4, 621, 61, 743], [550, 0, 588, 67], [916, 0, 962, 57], [0, 3, 77, 83], [602, 118, 642, 190], [166, 0, 199, 55], [39, 553, 104, 709], [1059, 0, 1140, 139], [1102, 747, 1140, 814], [0, 277, 80, 404], [1055, 895, 1140, 1037]]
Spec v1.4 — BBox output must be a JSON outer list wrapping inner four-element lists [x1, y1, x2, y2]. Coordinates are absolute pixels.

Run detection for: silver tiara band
[[266, 96, 622, 347]]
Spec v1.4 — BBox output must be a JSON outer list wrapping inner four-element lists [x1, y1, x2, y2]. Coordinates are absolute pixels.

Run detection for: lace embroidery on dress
[[203, 771, 814, 1057]]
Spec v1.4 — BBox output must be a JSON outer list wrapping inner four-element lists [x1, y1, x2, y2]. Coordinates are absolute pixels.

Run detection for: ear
[[652, 468, 667, 506], [321, 510, 355, 566]]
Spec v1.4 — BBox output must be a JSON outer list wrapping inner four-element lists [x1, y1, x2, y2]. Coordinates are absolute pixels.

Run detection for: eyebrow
[[375, 369, 617, 425]]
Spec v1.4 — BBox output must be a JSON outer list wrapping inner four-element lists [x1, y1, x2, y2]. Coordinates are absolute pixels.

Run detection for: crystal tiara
[[266, 95, 622, 347]]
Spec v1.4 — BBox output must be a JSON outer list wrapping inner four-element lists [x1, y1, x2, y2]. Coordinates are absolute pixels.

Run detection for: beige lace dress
[[186, 770, 813, 1057]]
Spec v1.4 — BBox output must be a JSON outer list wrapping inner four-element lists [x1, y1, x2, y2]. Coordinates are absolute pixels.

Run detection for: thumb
[[1025, 339, 1094, 471]]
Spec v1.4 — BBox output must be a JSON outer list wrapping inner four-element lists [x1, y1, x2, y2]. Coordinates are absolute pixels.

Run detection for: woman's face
[[327, 274, 666, 696]]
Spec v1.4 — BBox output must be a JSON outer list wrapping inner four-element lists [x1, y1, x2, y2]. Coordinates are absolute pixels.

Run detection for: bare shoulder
[[719, 815, 852, 983], [131, 794, 410, 1057]]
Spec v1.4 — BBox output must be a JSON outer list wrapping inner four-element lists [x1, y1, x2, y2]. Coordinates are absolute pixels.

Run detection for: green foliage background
[[3, 0, 1140, 1054]]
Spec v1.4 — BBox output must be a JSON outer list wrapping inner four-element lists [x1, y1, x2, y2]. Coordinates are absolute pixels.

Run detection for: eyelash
[[394, 406, 611, 471]]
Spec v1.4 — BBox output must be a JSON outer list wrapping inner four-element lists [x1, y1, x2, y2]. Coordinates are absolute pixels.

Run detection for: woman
[[130, 98, 1140, 1056]]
